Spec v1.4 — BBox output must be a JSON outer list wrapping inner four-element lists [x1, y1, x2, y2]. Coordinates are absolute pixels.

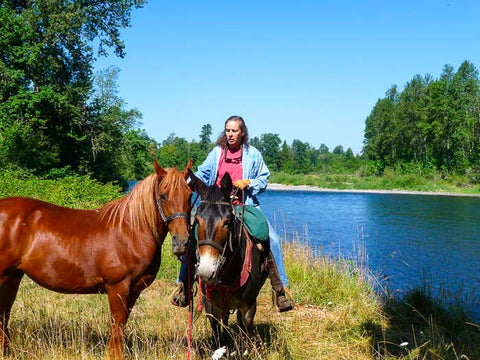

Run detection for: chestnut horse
[[0, 159, 195, 359], [189, 171, 268, 344]]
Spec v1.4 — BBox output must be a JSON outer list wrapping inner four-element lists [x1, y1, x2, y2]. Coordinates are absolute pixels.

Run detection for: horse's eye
[[159, 194, 168, 202]]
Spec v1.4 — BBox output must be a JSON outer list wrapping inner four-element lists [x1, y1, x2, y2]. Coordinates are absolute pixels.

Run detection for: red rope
[[186, 250, 192, 360]]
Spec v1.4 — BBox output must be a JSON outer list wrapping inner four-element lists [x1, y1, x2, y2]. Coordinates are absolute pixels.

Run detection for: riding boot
[[267, 251, 293, 313], [171, 248, 196, 308]]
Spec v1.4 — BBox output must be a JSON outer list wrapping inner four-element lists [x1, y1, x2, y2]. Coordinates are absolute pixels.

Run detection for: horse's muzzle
[[197, 255, 225, 284], [171, 235, 188, 258]]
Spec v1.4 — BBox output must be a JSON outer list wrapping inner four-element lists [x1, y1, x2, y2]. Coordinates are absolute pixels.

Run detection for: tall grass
[[4, 238, 480, 359], [4, 238, 381, 359]]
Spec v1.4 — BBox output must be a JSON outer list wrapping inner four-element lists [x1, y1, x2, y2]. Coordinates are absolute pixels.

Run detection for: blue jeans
[[178, 218, 289, 288], [266, 218, 289, 287]]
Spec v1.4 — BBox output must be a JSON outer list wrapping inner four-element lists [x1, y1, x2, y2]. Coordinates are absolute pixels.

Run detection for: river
[[259, 189, 480, 319]]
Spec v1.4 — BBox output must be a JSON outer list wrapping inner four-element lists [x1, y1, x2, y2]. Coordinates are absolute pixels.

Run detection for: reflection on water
[[260, 190, 480, 319]]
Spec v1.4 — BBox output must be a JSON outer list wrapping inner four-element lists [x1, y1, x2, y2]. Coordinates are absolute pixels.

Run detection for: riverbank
[[269, 170, 480, 197], [268, 182, 480, 197], [7, 238, 479, 359]]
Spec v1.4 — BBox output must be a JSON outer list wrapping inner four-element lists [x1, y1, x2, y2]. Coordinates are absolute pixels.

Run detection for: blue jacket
[[195, 145, 270, 206]]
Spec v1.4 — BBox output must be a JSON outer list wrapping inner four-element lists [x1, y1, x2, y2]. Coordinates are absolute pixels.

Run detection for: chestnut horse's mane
[[99, 168, 186, 239]]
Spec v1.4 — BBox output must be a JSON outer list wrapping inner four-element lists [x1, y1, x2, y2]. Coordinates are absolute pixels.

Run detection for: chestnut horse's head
[[189, 172, 236, 284], [154, 159, 196, 258]]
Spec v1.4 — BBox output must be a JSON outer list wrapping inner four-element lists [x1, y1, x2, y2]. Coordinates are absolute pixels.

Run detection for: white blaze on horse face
[[197, 249, 220, 283]]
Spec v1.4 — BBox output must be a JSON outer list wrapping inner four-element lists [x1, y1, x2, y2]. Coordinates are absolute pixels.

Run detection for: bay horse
[[0, 159, 195, 359], [189, 171, 269, 344]]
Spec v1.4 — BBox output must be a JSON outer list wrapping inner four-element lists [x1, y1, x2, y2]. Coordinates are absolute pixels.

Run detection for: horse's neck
[[218, 226, 245, 284], [152, 223, 168, 245]]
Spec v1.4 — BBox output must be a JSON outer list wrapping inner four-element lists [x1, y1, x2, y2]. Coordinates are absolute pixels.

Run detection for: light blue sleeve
[[245, 146, 270, 196], [195, 146, 221, 186]]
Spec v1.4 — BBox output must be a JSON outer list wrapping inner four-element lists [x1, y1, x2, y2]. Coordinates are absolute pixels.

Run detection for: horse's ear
[[154, 159, 167, 177], [183, 158, 193, 177], [220, 172, 233, 200], [187, 168, 207, 195]]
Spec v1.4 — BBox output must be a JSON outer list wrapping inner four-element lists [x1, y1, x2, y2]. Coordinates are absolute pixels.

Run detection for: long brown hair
[[216, 115, 249, 148]]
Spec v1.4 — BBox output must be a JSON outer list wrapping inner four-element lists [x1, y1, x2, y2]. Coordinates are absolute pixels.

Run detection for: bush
[[0, 168, 122, 209]]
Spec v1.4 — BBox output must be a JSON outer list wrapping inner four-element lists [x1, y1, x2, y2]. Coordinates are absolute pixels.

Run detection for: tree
[[278, 140, 293, 173], [122, 129, 157, 179], [449, 61, 480, 172], [86, 66, 142, 183], [332, 145, 344, 155], [159, 133, 191, 169], [199, 124, 212, 150], [363, 91, 398, 166], [291, 139, 310, 174], [396, 74, 431, 164], [251, 133, 281, 171], [0, 0, 146, 176], [319, 144, 329, 154]]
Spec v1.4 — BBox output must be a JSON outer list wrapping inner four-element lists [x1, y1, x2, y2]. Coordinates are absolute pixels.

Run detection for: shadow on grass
[[365, 286, 480, 359]]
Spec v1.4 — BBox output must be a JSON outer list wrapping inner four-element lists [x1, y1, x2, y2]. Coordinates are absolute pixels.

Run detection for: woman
[[173, 115, 293, 312]]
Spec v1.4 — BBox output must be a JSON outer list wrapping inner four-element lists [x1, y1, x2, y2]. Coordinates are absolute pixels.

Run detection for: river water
[[259, 189, 480, 319]]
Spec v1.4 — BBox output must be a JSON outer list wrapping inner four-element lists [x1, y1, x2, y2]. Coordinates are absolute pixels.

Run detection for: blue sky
[[94, 1, 480, 155]]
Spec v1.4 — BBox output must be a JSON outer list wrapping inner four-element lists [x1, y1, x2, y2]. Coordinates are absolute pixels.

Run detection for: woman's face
[[225, 120, 242, 149]]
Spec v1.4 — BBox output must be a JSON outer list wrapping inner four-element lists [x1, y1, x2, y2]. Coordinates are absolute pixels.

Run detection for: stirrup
[[170, 283, 188, 308]]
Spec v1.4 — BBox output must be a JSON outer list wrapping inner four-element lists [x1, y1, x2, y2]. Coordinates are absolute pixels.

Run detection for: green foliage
[[86, 66, 146, 184], [0, 168, 121, 209], [270, 166, 480, 195], [0, 0, 147, 182], [156, 131, 212, 171], [251, 133, 282, 171], [199, 123, 212, 150], [364, 61, 480, 175]]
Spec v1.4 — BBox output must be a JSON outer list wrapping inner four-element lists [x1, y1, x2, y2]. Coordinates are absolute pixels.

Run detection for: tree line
[[364, 60, 480, 177], [1, 1, 479, 187]]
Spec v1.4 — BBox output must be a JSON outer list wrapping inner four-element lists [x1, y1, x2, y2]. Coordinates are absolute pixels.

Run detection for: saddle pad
[[234, 205, 269, 242]]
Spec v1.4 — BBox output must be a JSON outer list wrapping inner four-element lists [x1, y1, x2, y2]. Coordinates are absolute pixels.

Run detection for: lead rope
[[186, 249, 192, 360], [186, 193, 199, 360]]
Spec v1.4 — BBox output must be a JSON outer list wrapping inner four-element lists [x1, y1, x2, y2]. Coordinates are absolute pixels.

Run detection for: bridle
[[196, 198, 243, 263], [154, 173, 199, 226], [156, 197, 191, 225], [196, 200, 234, 252]]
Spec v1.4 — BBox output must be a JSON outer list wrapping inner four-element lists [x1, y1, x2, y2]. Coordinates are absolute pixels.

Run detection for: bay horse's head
[[189, 171, 237, 284], [154, 159, 196, 257]]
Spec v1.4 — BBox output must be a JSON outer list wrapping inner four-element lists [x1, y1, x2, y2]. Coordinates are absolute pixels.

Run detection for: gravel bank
[[266, 183, 480, 197]]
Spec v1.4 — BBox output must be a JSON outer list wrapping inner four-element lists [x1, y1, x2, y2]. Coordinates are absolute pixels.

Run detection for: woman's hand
[[233, 179, 251, 190]]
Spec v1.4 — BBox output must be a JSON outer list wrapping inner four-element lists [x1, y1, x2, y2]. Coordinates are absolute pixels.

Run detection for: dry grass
[[4, 240, 478, 359], [7, 279, 375, 359], [4, 239, 381, 359]]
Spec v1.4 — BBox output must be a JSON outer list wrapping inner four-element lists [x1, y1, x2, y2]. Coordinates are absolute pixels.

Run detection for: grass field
[[4, 238, 479, 359]]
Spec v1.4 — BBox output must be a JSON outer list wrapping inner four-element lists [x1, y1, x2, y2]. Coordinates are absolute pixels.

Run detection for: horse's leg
[[236, 309, 245, 330], [0, 270, 24, 355], [240, 302, 257, 334], [220, 311, 230, 345], [203, 298, 223, 346], [106, 282, 131, 360]]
